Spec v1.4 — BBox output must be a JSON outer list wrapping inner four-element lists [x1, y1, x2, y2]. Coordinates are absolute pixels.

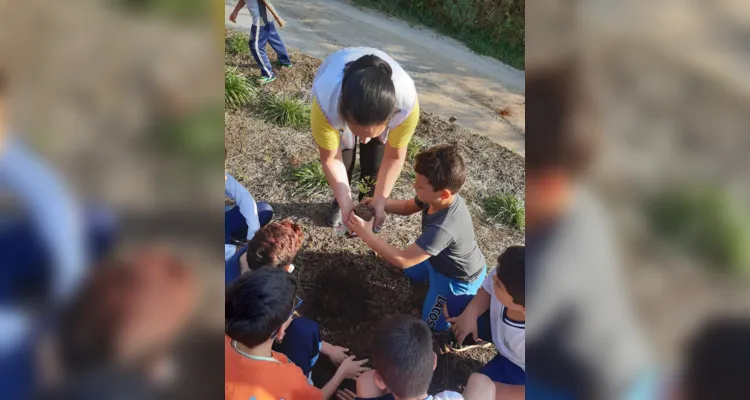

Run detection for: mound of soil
[[354, 204, 375, 221]]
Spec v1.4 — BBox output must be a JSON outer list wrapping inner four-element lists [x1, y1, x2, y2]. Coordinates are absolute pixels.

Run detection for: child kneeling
[[444, 246, 525, 399]]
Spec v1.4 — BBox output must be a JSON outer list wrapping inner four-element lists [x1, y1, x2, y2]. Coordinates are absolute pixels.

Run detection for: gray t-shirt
[[526, 188, 650, 399], [245, 0, 271, 26], [415, 194, 486, 281]]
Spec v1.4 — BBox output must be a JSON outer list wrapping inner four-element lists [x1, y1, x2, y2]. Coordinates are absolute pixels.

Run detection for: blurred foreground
[[527, 0, 750, 399], [0, 1, 223, 399]]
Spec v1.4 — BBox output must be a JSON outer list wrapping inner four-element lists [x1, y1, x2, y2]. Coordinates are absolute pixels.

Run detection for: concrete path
[[225, 0, 526, 155]]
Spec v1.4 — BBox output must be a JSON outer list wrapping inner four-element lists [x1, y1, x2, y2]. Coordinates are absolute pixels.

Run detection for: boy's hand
[[229, 10, 239, 23], [277, 18, 286, 28], [348, 213, 375, 236], [443, 304, 480, 346], [326, 345, 350, 367], [336, 355, 370, 380]]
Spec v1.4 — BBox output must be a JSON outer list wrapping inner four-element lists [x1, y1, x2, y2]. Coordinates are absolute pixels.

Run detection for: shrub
[[263, 94, 311, 129], [289, 161, 328, 196], [484, 193, 525, 230], [225, 67, 257, 108], [648, 187, 750, 275]]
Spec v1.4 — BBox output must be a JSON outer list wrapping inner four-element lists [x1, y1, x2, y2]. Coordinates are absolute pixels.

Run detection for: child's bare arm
[[384, 198, 422, 216], [229, 0, 246, 22]]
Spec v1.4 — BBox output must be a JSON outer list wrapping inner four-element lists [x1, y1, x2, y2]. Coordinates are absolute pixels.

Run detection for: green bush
[[263, 94, 311, 129], [225, 67, 257, 108], [484, 193, 525, 230], [289, 161, 328, 196], [226, 32, 249, 56], [407, 137, 425, 162], [351, 0, 524, 69], [648, 187, 750, 275]]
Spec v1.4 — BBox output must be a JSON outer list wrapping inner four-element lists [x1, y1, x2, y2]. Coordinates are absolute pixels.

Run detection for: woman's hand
[[371, 196, 387, 232], [348, 213, 375, 236]]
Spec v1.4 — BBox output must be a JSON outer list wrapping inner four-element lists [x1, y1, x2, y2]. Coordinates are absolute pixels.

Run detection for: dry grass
[[225, 31, 524, 391]]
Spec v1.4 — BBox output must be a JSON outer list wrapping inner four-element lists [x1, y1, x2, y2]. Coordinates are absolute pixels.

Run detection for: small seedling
[[484, 193, 525, 230], [263, 94, 311, 129], [407, 137, 425, 162], [225, 67, 257, 108], [289, 161, 328, 196], [356, 176, 377, 197]]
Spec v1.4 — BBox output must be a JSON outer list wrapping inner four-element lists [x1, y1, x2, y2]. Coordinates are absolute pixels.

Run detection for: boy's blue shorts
[[272, 317, 321, 379], [404, 259, 486, 332]]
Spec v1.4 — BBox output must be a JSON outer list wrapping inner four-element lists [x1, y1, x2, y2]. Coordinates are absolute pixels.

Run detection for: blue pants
[[224, 202, 273, 244], [273, 317, 322, 379], [404, 260, 485, 331], [249, 23, 291, 78], [447, 294, 526, 385]]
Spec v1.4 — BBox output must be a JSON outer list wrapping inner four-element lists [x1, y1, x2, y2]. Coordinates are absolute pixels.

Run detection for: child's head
[[370, 315, 436, 399], [493, 245, 525, 313], [413, 144, 466, 203], [225, 267, 298, 348], [243, 220, 304, 272], [339, 54, 396, 140], [677, 316, 750, 400], [526, 61, 596, 229]]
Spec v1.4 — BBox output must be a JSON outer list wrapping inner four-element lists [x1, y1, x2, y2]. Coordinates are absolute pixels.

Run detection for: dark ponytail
[[339, 54, 396, 126]]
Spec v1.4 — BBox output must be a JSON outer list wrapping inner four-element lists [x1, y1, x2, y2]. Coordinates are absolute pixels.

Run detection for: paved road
[[225, 0, 526, 155]]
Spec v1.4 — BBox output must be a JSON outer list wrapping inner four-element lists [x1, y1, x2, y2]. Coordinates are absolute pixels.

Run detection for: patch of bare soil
[[225, 32, 523, 391]]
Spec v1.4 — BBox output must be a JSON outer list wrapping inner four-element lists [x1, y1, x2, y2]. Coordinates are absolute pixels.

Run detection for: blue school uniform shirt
[[225, 174, 260, 259], [0, 136, 87, 352]]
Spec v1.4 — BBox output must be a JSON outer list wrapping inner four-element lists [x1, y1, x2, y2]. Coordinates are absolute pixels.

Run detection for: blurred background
[[527, 0, 750, 398], [0, 0, 224, 398]]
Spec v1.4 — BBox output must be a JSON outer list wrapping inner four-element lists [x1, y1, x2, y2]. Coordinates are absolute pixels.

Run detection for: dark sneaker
[[258, 75, 277, 85], [326, 201, 342, 227]]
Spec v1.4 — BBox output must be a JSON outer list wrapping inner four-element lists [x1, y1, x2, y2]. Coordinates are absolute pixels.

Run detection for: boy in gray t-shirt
[[349, 144, 486, 331]]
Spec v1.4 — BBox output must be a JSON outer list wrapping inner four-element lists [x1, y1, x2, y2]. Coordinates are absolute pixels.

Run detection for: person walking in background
[[229, 0, 292, 85]]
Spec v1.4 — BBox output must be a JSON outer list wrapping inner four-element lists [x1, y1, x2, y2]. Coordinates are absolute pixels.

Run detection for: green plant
[[226, 32, 248, 56], [407, 137, 425, 162], [158, 104, 224, 168], [357, 176, 377, 197], [648, 187, 750, 275], [263, 94, 311, 129], [225, 67, 257, 108], [350, 0, 524, 69], [484, 193, 525, 230], [289, 161, 328, 195]]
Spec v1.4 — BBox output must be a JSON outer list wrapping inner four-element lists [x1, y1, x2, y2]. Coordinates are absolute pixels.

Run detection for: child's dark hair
[[225, 267, 297, 348], [371, 315, 434, 399], [682, 316, 750, 400], [339, 54, 396, 127], [495, 245, 525, 307], [526, 60, 597, 175], [243, 220, 304, 271], [414, 144, 466, 193]]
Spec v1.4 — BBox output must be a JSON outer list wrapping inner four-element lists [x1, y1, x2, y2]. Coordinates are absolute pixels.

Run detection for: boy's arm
[[384, 198, 422, 216], [360, 232, 430, 270], [229, 0, 246, 22], [226, 175, 261, 239], [320, 369, 347, 400]]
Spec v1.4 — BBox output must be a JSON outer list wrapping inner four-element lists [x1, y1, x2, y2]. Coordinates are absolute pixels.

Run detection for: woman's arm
[[372, 100, 420, 228], [312, 96, 355, 222]]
